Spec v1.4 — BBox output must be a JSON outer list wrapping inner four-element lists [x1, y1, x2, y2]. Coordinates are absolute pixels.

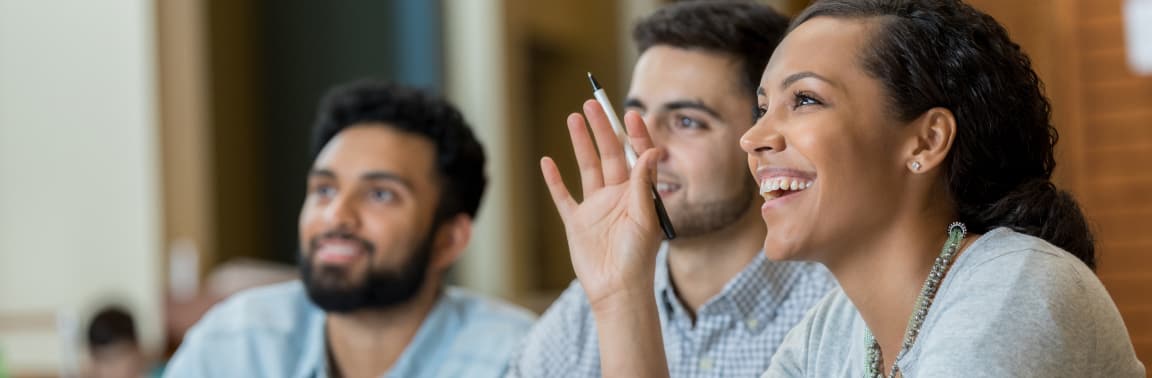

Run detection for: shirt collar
[[298, 299, 328, 378], [301, 289, 454, 378], [653, 243, 677, 316], [722, 251, 785, 329], [655, 244, 803, 334], [384, 289, 455, 377]]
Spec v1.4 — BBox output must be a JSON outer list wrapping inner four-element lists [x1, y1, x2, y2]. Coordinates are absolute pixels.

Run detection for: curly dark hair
[[311, 80, 487, 221], [792, 0, 1095, 268], [633, 0, 790, 96]]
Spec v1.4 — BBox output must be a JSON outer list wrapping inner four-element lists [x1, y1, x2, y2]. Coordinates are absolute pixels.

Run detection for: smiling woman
[[541, 0, 1146, 377], [745, 0, 1145, 375]]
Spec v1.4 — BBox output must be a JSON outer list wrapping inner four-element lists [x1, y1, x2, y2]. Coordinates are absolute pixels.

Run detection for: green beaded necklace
[[865, 222, 968, 378]]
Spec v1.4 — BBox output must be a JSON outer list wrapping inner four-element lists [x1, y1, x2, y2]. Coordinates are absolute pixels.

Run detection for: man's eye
[[314, 185, 336, 198], [675, 116, 706, 129], [370, 189, 395, 202]]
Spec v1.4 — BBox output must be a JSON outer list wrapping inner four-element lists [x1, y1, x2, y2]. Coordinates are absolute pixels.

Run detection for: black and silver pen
[[587, 72, 676, 240]]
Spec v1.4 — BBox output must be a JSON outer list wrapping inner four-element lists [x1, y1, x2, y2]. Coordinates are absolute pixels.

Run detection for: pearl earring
[[911, 161, 922, 171]]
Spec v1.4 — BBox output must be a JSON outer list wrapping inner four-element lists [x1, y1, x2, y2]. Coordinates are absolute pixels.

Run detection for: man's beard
[[300, 229, 435, 313], [669, 174, 757, 238]]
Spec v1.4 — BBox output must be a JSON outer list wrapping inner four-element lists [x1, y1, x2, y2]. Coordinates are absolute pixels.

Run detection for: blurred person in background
[[166, 81, 535, 378], [86, 306, 157, 378], [507, 2, 836, 377]]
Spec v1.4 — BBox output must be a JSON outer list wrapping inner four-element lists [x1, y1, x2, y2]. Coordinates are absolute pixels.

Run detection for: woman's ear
[[903, 107, 957, 174], [430, 214, 472, 270]]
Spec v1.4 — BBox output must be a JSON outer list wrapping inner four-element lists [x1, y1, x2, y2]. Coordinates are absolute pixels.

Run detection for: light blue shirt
[[165, 281, 536, 378]]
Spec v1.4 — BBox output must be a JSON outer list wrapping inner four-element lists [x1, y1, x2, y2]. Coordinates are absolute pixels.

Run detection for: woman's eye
[[792, 92, 823, 110], [754, 106, 768, 121]]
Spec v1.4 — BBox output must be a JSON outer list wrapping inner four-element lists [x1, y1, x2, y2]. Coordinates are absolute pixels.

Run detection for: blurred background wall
[[967, 0, 1152, 364], [0, 0, 163, 375], [0, 0, 1149, 376]]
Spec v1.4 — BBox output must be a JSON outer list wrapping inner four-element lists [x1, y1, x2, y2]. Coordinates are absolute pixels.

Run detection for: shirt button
[[746, 318, 760, 330], [699, 356, 714, 371]]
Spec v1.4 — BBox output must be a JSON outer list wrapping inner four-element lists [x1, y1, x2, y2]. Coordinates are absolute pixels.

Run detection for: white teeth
[[759, 179, 774, 199], [322, 245, 357, 256], [759, 177, 816, 200]]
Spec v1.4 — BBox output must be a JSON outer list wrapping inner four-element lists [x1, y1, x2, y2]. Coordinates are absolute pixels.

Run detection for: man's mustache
[[308, 230, 376, 255]]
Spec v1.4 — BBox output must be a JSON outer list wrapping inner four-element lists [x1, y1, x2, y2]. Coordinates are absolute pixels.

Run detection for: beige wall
[[0, 0, 163, 373], [444, 0, 518, 298]]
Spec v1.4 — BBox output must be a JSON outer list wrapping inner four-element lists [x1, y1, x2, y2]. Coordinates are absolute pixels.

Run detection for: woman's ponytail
[[961, 179, 1096, 269]]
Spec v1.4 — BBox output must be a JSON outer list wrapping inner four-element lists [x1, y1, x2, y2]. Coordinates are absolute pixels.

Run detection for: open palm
[[540, 100, 666, 310]]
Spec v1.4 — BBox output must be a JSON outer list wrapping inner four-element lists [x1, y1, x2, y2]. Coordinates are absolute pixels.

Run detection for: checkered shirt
[[507, 245, 837, 377]]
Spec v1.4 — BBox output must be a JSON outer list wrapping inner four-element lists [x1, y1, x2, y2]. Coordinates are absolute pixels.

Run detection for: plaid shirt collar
[[654, 243, 799, 335]]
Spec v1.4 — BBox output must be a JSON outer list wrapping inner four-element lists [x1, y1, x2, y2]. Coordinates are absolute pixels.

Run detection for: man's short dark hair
[[311, 80, 487, 221], [632, 0, 790, 94]]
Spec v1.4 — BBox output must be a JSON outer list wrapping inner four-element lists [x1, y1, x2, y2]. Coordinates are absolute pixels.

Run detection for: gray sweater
[[763, 228, 1145, 377]]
